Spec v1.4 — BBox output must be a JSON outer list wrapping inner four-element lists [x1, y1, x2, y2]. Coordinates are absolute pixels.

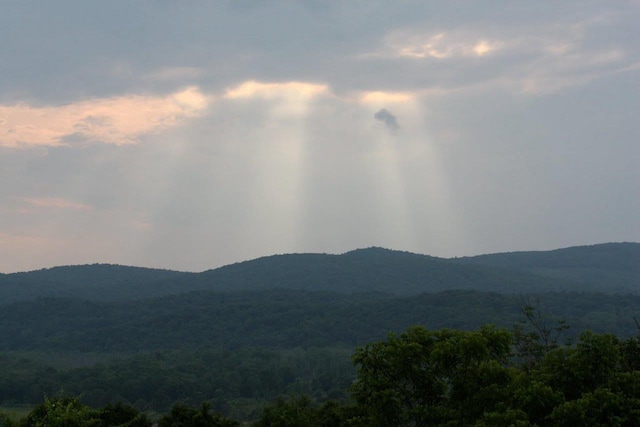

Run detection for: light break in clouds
[[0, 1, 639, 272], [0, 87, 208, 147]]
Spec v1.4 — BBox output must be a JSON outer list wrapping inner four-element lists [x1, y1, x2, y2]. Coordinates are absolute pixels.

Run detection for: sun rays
[[358, 95, 466, 255], [1, 79, 465, 270]]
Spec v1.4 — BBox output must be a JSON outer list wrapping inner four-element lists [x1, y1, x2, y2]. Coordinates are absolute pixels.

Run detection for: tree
[[98, 402, 152, 427], [512, 297, 569, 370], [252, 397, 352, 427], [540, 331, 621, 400], [157, 402, 238, 427], [20, 396, 100, 427], [350, 325, 513, 426], [252, 396, 317, 427], [529, 331, 640, 425], [0, 411, 16, 427], [548, 388, 638, 426]]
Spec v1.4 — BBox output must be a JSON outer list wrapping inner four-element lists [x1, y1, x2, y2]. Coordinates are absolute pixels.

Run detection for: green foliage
[[3, 290, 640, 419], [4, 321, 640, 425], [252, 397, 317, 427], [0, 412, 17, 427], [350, 324, 640, 426], [20, 396, 100, 427], [157, 402, 238, 427], [3, 290, 640, 354], [0, 347, 354, 419], [252, 397, 353, 427], [351, 325, 513, 426], [98, 402, 152, 427], [6, 398, 241, 427], [510, 377, 563, 425], [548, 387, 640, 426], [512, 297, 570, 369], [474, 409, 530, 427]]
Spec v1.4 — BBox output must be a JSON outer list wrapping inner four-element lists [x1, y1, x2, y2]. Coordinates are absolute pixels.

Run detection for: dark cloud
[[374, 108, 399, 130]]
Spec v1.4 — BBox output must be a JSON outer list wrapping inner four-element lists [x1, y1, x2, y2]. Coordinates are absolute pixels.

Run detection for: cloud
[[19, 197, 93, 211], [514, 46, 627, 95], [0, 87, 209, 148], [224, 81, 329, 100], [360, 91, 414, 104], [373, 31, 502, 60], [145, 66, 205, 82], [374, 108, 399, 130], [223, 80, 330, 117], [354, 8, 637, 97]]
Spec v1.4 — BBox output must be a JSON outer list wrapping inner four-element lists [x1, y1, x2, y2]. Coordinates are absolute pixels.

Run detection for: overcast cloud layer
[[1, 1, 639, 272]]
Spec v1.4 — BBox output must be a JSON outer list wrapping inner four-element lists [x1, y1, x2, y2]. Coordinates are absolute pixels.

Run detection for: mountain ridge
[[0, 242, 637, 304]]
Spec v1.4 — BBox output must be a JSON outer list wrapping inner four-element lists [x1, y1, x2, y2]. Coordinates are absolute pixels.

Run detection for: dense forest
[[2, 323, 640, 426], [2, 290, 640, 352], [1, 243, 639, 422]]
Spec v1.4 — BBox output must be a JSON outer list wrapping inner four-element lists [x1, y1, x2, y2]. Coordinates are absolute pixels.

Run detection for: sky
[[1, 1, 639, 273]]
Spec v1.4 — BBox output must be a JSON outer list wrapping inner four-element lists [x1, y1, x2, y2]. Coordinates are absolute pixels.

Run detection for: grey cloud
[[374, 109, 399, 130], [1, 1, 637, 102]]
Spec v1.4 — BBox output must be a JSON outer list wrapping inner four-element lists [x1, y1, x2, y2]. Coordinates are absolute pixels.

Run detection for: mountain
[[185, 247, 559, 295], [0, 264, 190, 304], [0, 243, 637, 305], [452, 242, 640, 294]]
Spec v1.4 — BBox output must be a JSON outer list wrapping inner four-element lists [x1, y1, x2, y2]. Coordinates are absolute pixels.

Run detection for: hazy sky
[[1, 1, 639, 273]]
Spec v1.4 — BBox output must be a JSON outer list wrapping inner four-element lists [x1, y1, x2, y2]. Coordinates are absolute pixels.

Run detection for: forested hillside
[[0, 264, 189, 304], [1, 243, 638, 304], [453, 242, 640, 293], [2, 290, 640, 352], [186, 248, 557, 295], [1, 242, 639, 421], [4, 324, 640, 426], [2, 288, 640, 418]]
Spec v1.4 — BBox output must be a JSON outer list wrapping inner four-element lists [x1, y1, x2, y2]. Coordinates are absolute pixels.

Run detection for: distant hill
[[453, 242, 640, 294], [185, 247, 559, 295], [0, 264, 189, 304], [0, 243, 637, 304]]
